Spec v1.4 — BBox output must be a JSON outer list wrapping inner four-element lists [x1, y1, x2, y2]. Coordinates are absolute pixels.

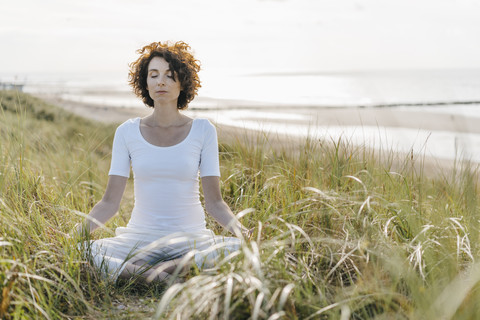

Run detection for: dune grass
[[1, 90, 480, 319]]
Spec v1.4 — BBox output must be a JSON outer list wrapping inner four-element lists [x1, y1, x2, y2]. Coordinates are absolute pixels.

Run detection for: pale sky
[[1, 0, 479, 77]]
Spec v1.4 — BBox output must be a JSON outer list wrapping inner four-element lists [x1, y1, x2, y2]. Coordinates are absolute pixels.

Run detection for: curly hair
[[128, 41, 201, 109]]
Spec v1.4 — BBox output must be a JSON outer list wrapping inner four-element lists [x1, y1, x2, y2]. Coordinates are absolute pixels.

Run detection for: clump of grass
[[0, 90, 124, 319], [1, 90, 480, 319], [159, 124, 480, 319]]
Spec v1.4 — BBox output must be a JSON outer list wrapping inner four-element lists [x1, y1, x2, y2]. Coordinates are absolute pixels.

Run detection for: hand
[[242, 227, 255, 241], [47, 226, 72, 239]]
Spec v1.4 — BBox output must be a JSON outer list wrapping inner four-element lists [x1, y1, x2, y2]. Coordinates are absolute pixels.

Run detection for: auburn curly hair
[[128, 41, 201, 109]]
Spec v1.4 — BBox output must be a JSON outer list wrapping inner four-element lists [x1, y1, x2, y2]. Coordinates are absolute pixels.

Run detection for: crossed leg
[[119, 257, 192, 283]]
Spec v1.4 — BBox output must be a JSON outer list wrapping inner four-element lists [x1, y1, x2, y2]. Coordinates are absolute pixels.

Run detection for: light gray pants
[[81, 227, 242, 280]]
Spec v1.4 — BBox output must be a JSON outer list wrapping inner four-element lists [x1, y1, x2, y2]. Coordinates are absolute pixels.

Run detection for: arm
[[201, 176, 252, 238], [73, 175, 128, 236]]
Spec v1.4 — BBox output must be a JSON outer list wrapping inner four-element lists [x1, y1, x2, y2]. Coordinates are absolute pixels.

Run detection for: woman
[[75, 41, 251, 282]]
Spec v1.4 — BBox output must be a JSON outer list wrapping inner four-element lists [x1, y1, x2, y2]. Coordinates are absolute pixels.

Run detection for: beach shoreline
[[35, 92, 480, 132], [34, 93, 480, 179]]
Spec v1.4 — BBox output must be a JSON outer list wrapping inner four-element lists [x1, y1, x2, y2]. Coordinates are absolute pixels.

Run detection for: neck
[[150, 101, 183, 126]]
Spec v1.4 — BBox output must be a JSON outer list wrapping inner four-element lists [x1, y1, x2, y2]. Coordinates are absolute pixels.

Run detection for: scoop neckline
[[136, 117, 196, 148]]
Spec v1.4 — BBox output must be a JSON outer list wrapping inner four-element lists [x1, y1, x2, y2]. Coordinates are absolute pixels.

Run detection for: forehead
[[148, 56, 170, 72]]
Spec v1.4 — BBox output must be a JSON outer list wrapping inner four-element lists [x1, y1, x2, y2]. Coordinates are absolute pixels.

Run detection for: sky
[[0, 0, 479, 79]]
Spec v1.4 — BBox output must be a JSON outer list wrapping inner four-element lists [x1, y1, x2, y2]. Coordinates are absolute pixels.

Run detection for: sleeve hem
[[199, 173, 221, 178], [108, 172, 130, 178]]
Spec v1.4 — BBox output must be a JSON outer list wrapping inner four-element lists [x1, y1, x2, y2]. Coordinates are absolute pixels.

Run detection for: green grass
[[1, 90, 480, 319]]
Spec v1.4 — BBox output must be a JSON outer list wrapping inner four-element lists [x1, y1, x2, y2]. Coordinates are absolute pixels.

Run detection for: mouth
[[156, 90, 168, 94]]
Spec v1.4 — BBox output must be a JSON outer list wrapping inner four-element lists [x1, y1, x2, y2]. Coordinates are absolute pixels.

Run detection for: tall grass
[[1, 90, 480, 319]]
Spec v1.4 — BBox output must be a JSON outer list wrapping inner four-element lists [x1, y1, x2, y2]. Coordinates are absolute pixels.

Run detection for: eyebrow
[[148, 68, 172, 73]]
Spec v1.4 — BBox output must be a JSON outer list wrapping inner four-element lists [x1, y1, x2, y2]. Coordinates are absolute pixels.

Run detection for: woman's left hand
[[242, 227, 255, 241]]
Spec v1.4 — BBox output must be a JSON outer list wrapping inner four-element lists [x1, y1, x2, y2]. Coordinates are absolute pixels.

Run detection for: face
[[146, 56, 182, 105]]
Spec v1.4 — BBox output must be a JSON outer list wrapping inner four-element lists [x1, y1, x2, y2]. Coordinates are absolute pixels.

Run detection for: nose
[[157, 77, 166, 86]]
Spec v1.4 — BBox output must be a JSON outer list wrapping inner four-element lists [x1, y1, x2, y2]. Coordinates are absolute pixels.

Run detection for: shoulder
[[194, 118, 216, 132], [115, 117, 140, 134], [118, 117, 140, 128]]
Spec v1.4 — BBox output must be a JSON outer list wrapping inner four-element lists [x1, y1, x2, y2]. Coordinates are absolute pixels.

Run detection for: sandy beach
[[34, 93, 480, 177], [36, 93, 480, 132]]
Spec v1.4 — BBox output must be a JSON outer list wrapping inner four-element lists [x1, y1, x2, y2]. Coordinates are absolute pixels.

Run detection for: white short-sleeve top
[[108, 117, 220, 232]]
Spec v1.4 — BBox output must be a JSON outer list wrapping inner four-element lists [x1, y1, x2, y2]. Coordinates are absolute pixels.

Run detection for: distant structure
[[0, 82, 24, 91]]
